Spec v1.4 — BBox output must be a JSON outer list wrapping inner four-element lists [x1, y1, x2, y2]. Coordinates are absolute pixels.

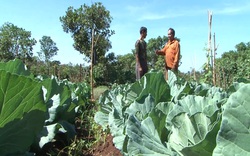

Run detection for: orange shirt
[[161, 39, 180, 69]]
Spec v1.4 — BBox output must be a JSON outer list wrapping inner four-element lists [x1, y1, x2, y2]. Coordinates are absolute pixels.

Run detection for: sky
[[1, 0, 250, 72]]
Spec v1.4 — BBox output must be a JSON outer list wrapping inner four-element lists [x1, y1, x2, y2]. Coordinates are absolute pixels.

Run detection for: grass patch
[[93, 85, 109, 100]]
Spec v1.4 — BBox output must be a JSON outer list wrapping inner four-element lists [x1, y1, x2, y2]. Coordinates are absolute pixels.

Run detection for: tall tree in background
[[38, 36, 59, 74], [60, 2, 114, 99], [59, 2, 114, 63], [0, 22, 36, 62]]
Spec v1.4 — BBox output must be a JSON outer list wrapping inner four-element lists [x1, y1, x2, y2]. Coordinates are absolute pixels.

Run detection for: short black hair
[[168, 28, 175, 36], [140, 26, 147, 34]]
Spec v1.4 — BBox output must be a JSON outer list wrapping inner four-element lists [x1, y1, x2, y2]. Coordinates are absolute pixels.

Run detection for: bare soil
[[87, 134, 123, 156]]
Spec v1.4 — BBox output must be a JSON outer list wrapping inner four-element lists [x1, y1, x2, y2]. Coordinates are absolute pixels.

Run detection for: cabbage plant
[[0, 59, 90, 155], [95, 70, 250, 156], [0, 60, 46, 155]]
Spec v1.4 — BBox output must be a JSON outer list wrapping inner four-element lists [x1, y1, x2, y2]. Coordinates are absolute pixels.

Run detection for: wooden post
[[90, 28, 94, 100], [193, 68, 196, 81], [58, 65, 60, 80], [213, 33, 217, 86], [79, 64, 82, 82], [54, 65, 56, 76], [208, 10, 213, 73]]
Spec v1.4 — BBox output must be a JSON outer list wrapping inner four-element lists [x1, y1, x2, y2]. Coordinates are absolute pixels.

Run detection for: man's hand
[[139, 67, 142, 72], [138, 67, 143, 75]]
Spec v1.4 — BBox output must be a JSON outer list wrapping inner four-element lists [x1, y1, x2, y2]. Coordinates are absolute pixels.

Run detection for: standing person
[[155, 28, 180, 80], [135, 26, 148, 80]]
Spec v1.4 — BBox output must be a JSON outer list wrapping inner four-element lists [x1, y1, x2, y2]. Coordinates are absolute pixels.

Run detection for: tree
[[60, 2, 114, 62], [38, 36, 59, 74], [0, 22, 36, 62], [215, 41, 250, 88], [235, 42, 247, 52], [38, 36, 58, 63], [60, 2, 115, 99]]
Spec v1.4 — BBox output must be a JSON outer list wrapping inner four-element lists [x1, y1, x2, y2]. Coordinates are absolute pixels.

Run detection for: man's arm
[[155, 44, 167, 55]]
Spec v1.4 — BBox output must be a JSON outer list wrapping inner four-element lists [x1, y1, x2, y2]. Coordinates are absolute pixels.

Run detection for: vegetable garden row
[[0, 59, 91, 155], [0, 59, 250, 155], [95, 69, 250, 156]]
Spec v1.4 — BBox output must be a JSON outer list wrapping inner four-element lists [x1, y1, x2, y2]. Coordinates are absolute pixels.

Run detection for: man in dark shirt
[[135, 26, 148, 80]]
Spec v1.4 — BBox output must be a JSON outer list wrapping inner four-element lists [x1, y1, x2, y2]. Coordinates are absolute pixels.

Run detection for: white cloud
[[215, 2, 250, 15]]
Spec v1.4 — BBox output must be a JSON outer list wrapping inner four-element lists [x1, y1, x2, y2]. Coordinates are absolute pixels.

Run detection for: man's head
[[140, 26, 147, 39], [168, 28, 175, 41]]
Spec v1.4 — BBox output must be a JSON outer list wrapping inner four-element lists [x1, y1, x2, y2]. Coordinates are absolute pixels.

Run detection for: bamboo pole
[[213, 33, 217, 85], [79, 64, 82, 82], [90, 28, 94, 100], [208, 10, 213, 72]]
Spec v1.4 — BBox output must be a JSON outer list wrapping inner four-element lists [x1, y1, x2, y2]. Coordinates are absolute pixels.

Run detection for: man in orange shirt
[[155, 28, 180, 80], [135, 26, 148, 80]]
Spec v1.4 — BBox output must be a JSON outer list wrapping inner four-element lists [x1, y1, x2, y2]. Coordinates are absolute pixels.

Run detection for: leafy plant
[[95, 70, 250, 156], [0, 60, 46, 155], [0, 59, 93, 155]]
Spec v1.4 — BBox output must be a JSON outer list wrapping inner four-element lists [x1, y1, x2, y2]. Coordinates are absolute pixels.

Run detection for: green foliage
[[200, 63, 213, 85], [213, 84, 250, 156], [0, 60, 46, 155], [0, 22, 37, 62], [31, 76, 93, 154], [215, 41, 250, 88], [95, 71, 250, 156], [93, 52, 136, 85], [38, 36, 58, 64], [93, 86, 109, 100], [0, 59, 93, 155], [60, 2, 115, 62], [115, 53, 136, 83], [0, 59, 32, 76]]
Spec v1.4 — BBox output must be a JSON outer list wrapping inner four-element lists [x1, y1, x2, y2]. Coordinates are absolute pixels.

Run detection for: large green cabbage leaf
[[126, 115, 177, 156], [0, 59, 31, 76], [0, 70, 46, 155], [123, 95, 176, 156], [33, 77, 77, 149], [41, 77, 76, 123], [213, 84, 250, 156], [126, 70, 171, 104], [167, 95, 220, 155]]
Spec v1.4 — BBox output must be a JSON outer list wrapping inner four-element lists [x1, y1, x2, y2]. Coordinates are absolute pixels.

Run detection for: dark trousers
[[136, 62, 148, 80]]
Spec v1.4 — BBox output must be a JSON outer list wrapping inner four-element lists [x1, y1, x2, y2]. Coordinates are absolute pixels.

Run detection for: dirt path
[[88, 134, 123, 156]]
